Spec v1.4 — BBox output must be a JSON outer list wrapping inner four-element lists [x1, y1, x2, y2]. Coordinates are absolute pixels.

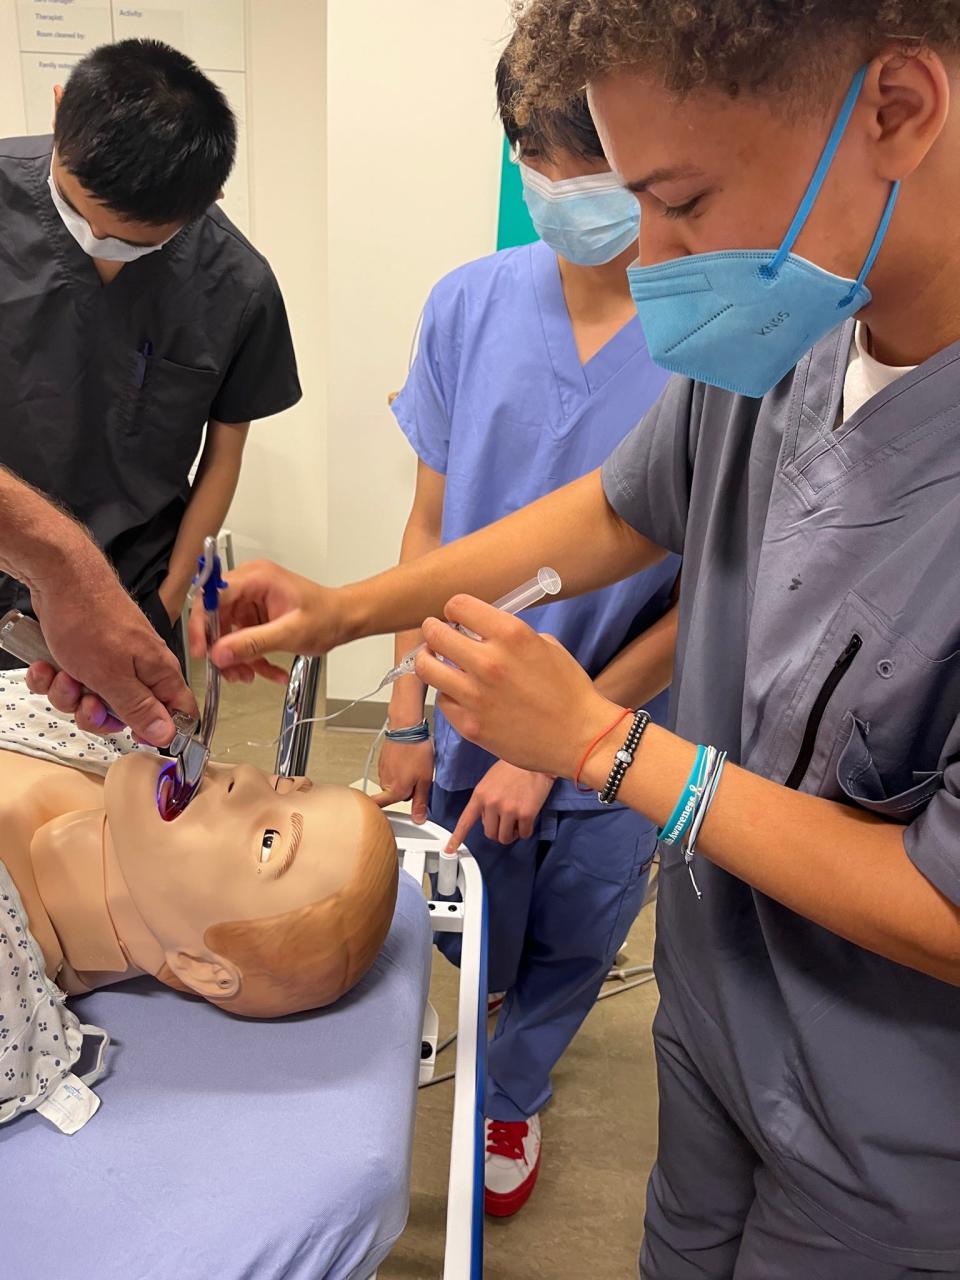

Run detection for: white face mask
[[47, 157, 178, 263]]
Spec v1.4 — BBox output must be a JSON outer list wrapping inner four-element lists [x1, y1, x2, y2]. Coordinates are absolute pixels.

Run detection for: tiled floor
[[209, 670, 658, 1280]]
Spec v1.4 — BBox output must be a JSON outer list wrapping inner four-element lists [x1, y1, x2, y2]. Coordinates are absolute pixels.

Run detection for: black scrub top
[[0, 135, 302, 648]]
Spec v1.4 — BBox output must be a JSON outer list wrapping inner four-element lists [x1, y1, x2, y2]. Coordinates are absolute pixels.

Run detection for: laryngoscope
[[0, 534, 227, 821]]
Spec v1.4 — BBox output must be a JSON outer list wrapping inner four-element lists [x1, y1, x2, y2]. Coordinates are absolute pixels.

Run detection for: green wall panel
[[496, 138, 538, 251]]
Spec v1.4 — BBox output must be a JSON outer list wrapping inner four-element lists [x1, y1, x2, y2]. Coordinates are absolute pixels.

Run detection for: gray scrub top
[[0, 135, 301, 634], [603, 321, 960, 1270]]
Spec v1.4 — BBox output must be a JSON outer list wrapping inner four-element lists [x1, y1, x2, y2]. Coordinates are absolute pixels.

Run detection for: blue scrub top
[[392, 239, 679, 807]]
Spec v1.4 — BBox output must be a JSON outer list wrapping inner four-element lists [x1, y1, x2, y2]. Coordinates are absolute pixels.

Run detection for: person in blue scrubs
[[377, 47, 680, 1217]]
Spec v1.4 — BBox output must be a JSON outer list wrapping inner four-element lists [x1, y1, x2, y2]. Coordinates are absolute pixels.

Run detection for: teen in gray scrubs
[[71, 5, 960, 1276]]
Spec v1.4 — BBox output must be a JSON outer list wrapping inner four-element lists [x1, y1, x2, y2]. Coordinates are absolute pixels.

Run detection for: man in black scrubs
[[0, 38, 301, 669]]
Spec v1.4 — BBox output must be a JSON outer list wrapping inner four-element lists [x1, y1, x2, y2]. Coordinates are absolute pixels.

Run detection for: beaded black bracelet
[[598, 710, 651, 806]]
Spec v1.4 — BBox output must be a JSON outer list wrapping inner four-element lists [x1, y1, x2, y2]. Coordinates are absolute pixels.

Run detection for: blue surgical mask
[[520, 162, 640, 267], [627, 67, 900, 398]]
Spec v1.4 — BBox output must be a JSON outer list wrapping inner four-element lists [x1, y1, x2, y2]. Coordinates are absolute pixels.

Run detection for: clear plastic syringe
[[378, 566, 562, 689]]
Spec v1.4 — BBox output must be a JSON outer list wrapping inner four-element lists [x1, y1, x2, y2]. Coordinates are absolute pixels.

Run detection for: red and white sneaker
[[484, 1113, 542, 1218]]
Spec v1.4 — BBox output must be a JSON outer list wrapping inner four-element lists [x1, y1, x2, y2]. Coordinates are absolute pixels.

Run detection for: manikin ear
[[162, 949, 242, 1001]]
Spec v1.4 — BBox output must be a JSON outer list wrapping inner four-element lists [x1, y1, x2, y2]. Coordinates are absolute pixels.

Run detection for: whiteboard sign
[[112, 1, 244, 71], [17, 0, 112, 55], [16, 1, 249, 234], [20, 52, 81, 133], [113, 6, 185, 53]]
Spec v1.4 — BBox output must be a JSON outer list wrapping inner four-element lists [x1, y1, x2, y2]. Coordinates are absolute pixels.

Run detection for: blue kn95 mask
[[520, 163, 641, 267], [626, 66, 900, 399]]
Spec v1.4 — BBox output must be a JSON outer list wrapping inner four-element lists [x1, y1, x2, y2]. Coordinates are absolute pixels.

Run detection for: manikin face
[[104, 753, 368, 957]]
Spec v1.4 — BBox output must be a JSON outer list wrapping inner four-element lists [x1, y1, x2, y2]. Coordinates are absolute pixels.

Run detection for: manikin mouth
[[157, 765, 313, 817], [156, 761, 191, 821]]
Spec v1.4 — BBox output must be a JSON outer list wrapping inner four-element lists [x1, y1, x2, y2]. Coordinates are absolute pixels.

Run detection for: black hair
[[495, 36, 605, 162], [54, 39, 237, 224]]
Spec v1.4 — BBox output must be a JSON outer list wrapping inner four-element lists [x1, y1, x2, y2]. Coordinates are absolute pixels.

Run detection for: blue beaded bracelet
[[658, 744, 709, 846]]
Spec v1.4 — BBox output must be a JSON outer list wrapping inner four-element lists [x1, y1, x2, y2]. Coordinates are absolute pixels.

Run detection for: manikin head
[[100, 754, 398, 1017], [509, 1, 960, 365]]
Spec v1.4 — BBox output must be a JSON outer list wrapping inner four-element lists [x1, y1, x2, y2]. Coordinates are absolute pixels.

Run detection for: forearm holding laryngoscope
[[0, 466, 88, 588]]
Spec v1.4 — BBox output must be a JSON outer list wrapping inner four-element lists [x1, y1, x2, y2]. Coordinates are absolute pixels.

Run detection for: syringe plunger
[[490, 567, 562, 615]]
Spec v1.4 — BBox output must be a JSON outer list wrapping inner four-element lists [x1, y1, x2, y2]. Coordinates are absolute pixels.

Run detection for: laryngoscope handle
[[0, 610, 58, 668], [0, 609, 123, 724]]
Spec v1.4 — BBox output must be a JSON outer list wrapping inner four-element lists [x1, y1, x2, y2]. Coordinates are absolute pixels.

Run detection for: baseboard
[[326, 698, 390, 731]]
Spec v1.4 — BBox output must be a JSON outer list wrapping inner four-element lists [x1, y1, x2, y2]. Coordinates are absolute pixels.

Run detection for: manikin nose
[[225, 763, 270, 798]]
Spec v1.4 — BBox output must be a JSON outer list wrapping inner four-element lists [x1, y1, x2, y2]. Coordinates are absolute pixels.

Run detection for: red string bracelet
[[575, 707, 632, 792]]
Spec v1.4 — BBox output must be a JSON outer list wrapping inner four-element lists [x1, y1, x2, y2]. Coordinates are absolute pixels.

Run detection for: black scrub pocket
[[127, 355, 220, 491], [836, 714, 943, 821]]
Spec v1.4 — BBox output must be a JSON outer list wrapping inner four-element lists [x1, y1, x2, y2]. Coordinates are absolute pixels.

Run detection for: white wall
[[0, 0, 26, 135], [325, 0, 511, 701], [226, 0, 327, 579]]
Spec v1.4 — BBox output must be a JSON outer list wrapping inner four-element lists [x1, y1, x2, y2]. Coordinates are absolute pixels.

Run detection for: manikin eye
[[260, 829, 281, 863]]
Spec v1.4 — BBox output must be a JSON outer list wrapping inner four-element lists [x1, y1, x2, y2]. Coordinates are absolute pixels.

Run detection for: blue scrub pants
[[430, 785, 655, 1123]]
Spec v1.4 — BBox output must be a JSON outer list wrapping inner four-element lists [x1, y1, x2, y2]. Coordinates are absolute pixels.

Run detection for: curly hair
[[509, 1, 960, 115], [497, 39, 606, 162]]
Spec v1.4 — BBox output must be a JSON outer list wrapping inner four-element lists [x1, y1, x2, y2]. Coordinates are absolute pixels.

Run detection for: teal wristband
[[658, 745, 709, 845], [384, 719, 431, 744]]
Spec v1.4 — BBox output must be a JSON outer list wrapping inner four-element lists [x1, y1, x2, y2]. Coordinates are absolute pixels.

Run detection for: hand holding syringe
[[377, 566, 562, 689], [217, 568, 564, 760]]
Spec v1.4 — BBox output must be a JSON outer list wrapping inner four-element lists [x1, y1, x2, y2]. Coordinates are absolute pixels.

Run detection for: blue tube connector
[[202, 553, 228, 612]]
